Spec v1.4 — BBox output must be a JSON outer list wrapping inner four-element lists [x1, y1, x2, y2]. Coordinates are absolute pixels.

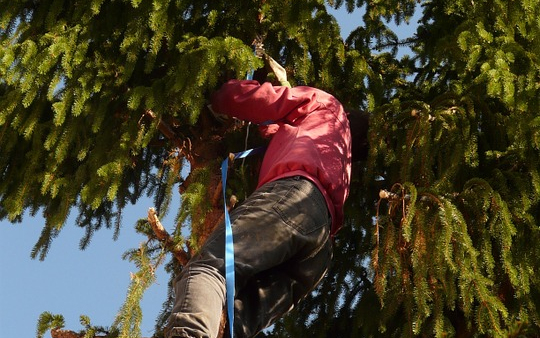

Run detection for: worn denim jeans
[[165, 176, 332, 338]]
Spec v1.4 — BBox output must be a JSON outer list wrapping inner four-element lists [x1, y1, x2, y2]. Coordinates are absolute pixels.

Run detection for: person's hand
[[265, 55, 289, 87]]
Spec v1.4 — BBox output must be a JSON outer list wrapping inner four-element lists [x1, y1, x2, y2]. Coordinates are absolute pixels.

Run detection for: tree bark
[[150, 108, 234, 338]]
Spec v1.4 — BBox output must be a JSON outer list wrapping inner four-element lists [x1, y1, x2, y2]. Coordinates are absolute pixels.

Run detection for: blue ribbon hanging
[[221, 39, 264, 337], [221, 146, 265, 338]]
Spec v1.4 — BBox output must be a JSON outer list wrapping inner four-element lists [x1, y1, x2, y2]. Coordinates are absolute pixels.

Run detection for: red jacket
[[211, 80, 351, 235]]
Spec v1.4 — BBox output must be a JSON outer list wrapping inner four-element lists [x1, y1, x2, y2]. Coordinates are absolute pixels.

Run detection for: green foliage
[[0, 0, 262, 255], [37, 312, 65, 338], [362, 0, 540, 336], [36, 312, 119, 338], [115, 243, 166, 338], [271, 0, 540, 336], [4, 0, 540, 337], [80, 315, 120, 338]]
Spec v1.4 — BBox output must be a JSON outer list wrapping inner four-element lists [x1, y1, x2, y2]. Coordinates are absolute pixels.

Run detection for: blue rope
[[221, 146, 265, 338], [222, 40, 264, 336]]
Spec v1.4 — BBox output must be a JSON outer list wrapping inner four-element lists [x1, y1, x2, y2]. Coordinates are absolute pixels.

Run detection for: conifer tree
[[2, 0, 540, 337], [271, 0, 540, 337]]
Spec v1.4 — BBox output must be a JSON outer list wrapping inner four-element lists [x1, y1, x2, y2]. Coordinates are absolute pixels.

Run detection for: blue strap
[[221, 146, 265, 338], [246, 44, 255, 80], [246, 69, 254, 81]]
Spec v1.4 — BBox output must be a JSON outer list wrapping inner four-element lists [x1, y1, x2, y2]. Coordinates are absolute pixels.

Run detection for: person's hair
[[347, 109, 370, 162]]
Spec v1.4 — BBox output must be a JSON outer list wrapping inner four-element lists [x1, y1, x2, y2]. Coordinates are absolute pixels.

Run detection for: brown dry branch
[[51, 328, 84, 338], [147, 207, 189, 266], [379, 189, 402, 201], [50, 328, 154, 338], [50, 328, 117, 338]]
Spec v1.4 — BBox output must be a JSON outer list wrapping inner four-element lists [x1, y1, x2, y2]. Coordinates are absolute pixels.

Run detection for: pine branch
[[373, 36, 420, 52]]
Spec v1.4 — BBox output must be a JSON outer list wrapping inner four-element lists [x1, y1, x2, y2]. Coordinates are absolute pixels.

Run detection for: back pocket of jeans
[[272, 184, 328, 235]]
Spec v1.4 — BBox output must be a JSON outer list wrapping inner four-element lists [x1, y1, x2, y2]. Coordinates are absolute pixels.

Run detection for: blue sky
[[0, 7, 419, 338], [0, 204, 171, 337]]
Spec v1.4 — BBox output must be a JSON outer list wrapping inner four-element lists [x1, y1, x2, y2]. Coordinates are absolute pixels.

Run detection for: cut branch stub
[[147, 207, 189, 266]]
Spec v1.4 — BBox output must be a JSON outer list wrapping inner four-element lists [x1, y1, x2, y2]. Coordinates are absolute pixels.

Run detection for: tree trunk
[[155, 109, 236, 338]]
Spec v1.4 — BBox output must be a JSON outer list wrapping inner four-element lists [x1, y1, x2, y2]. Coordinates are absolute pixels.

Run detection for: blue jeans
[[165, 176, 332, 338]]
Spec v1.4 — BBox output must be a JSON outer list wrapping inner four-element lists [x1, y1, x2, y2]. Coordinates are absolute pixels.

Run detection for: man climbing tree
[[165, 53, 368, 338], [4, 1, 540, 337]]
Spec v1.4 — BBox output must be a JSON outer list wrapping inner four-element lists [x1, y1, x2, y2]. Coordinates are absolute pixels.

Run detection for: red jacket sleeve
[[210, 80, 323, 124]]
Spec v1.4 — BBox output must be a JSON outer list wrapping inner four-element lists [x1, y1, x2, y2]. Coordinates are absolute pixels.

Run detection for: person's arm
[[210, 80, 320, 124], [210, 52, 306, 123]]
